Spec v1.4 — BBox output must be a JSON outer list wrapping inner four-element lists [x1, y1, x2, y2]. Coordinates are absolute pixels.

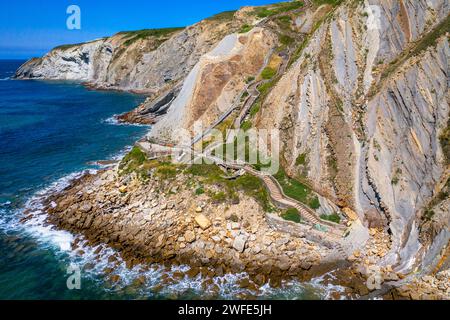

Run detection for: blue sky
[[0, 0, 278, 59]]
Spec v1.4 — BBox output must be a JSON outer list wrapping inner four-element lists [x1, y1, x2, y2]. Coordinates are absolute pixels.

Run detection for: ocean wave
[[0, 77, 10, 81], [103, 115, 149, 127], [1, 168, 343, 299]]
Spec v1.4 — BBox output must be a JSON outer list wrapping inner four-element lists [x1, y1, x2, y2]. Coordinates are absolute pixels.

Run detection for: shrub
[[281, 208, 301, 223], [261, 67, 276, 80], [309, 196, 320, 210], [120, 27, 184, 46], [195, 187, 205, 195], [119, 146, 147, 174], [206, 10, 237, 21], [295, 153, 307, 166], [320, 213, 341, 224], [240, 24, 253, 33], [274, 167, 321, 210], [439, 120, 450, 165]]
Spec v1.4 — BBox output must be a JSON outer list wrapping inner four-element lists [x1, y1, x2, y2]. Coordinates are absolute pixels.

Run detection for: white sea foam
[[0, 162, 343, 299], [103, 115, 149, 127], [0, 77, 10, 81]]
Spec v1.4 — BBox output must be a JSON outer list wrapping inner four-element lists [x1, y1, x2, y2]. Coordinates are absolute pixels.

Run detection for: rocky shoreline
[[18, 147, 449, 299], [22, 157, 377, 298]]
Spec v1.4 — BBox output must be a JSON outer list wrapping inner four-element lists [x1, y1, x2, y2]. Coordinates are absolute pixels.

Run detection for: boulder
[[184, 230, 196, 243], [233, 235, 247, 253], [195, 214, 211, 230]]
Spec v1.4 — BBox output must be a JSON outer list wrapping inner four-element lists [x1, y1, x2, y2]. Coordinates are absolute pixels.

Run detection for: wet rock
[[187, 267, 200, 278]]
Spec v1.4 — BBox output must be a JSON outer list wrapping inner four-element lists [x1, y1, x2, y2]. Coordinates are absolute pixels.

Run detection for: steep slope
[[255, 0, 449, 273], [14, 10, 259, 95], [14, 0, 450, 290], [149, 27, 277, 140]]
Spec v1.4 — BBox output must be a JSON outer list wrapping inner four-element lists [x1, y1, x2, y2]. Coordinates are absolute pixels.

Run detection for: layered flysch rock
[[14, 11, 259, 95], [15, 0, 450, 292], [256, 0, 449, 273], [149, 27, 277, 140]]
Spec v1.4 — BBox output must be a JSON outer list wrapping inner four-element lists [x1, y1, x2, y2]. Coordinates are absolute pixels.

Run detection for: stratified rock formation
[[16, 0, 450, 298]]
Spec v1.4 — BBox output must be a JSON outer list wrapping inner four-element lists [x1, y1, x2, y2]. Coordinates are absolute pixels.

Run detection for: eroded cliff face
[[14, 11, 259, 94], [150, 27, 277, 140], [15, 0, 449, 277], [256, 0, 449, 272]]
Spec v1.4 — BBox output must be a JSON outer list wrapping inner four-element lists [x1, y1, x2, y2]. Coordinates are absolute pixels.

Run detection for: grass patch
[[274, 167, 320, 210], [258, 81, 275, 95], [241, 120, 253, 131], [281, 208, 302, 223], [423, 178, 449, 221], [240, 24, 253, 33], [439, 119, 450, 165], [53, 43, 86, 51], [295, 153, 307, 166], [320, 213, 341, 224], [206, 10, 237, 22], [312, 0, 343, 6], [119, 146, 147, 175], [369, 15, 450, 98], [279, 34, 294, 46], [249, 101, 262, 117], [119, 27, 184, 46], [261, 67, 277, 80], [186, 163, 273, 211], [251, 1, 304, 18], [245, 76, 255, 83], [195, 187, 205, 195]]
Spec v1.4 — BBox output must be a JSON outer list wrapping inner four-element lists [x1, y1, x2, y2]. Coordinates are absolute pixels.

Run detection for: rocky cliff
[[16, 0, 450, 295], [15, 10, 259, 95], [255, 0, 449, 274]]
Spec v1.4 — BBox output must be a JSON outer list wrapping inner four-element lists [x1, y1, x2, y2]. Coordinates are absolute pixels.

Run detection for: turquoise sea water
[[0, 60, 339, 300], [0, 60, 149, 299]]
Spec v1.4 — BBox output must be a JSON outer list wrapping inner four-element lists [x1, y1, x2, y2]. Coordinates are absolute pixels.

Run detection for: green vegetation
[[119, 27, 184, 46], [240, 24, 253, 33], [277, 15, 292, 27], [245, 76, 255, 83], [186, 163, 273, 211], [53, 43, 86, 51], [312, 0, 343, 6], [251, 1, 304, 18], [241, 120, 253, 131], [274, 167, 321, 210], [119, 148, 183, 181], [261, 67, 277, 80], [423, 178, 449, 221], [391, 168, 402, 185], [439, 120, 450, 165], [119, 146, 147, 176], [320, 213, 341, 224], [279, 34, 294, 46], [281, 208, 302, 223], [391, 176, 399, 185], [154, 162, 178, 178], [249, 101, 261, 117], [258, 81, 275, 96], [195, 187, 205, 195], [206, 10, 237, 22], [295, 153, 307, 166], [309, 196, 320, 210], [369, 15, 450, 98], [288, 37, 309, 68]]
